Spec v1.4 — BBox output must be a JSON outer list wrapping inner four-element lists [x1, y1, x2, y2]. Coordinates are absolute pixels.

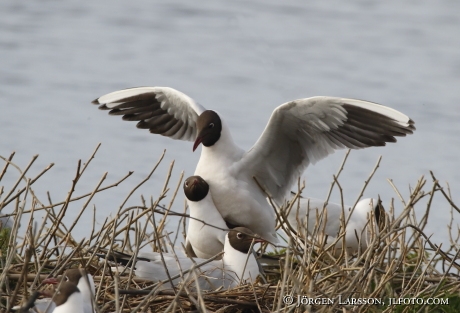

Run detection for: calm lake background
[[1, 1, 459, 248]]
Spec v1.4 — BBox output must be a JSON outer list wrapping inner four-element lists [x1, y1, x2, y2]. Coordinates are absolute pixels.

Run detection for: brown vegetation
[[1, 146, 459, 312]]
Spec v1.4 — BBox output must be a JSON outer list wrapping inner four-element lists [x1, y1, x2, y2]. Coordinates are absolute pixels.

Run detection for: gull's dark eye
[[185, 181, 189, 188], [209, 123, 214, 129], [236, 233, 243, 239]]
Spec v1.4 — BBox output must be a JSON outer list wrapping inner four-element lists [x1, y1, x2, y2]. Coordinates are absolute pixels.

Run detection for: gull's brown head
[[193, 110, 222, 151]]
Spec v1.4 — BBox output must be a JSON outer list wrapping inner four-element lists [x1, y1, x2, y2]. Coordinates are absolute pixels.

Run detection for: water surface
[[1, 0, 459, 246]]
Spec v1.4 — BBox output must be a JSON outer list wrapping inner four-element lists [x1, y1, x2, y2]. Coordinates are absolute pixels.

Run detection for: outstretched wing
[[241, 97, 415, 202], [92, 86, 206, 141]]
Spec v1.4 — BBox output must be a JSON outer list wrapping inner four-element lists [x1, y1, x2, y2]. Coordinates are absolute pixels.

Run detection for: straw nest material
[[1, 146, 459, 312]]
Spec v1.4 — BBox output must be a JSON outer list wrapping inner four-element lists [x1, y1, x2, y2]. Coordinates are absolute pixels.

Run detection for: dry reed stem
[[1, 148, 459, 313]]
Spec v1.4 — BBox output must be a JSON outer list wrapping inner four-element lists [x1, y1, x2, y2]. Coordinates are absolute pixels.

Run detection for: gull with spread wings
[[92, 87, 415, 243]]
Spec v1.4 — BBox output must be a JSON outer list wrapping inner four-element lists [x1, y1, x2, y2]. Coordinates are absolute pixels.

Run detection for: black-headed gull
[[286, 197, 384, 254], [40, 281, 84, 313], [64, 269, 95, 313], [183, 175, 228, 259], [107, 227, 264, 290], [43, 269, 95, 313], [92, 87, 415, 244]]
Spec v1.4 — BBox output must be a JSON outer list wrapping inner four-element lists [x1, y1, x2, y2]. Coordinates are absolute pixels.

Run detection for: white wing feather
[[93, 87, 206, 141], [240, 97, 415, 202]]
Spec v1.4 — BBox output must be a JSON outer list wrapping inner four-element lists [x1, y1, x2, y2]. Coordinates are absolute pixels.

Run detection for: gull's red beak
[[42, 277, 59, 285], [249, 237, 265, 244], [193, 136, 202, 152]]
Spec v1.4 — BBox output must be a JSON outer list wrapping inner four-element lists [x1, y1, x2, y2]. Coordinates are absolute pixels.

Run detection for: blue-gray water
[[1, 1, 459, 247]]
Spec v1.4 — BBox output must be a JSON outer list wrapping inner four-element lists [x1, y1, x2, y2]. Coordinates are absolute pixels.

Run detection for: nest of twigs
[[1, 145, 459, 312]]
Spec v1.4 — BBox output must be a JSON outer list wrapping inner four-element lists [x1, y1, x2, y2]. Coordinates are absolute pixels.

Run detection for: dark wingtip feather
[[386, 136, 397, 143], [122, 114, 141, 121], [136, 120, 150, 129], [408, 119, 416, 132], [98, 104, 110, 110], [96, 251, 131, 266], [91, 98, 100, 104]]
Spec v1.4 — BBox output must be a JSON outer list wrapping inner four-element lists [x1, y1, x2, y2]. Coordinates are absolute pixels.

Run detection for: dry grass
[[1, 145, 459, 313]]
